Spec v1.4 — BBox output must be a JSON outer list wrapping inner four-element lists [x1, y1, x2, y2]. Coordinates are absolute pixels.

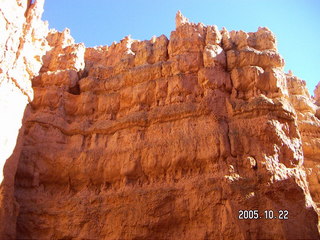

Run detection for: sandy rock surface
[[0, 0, 48, 238], [1, 2, 320, 239]]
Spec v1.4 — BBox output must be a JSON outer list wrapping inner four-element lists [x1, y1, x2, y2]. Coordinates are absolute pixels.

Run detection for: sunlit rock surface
[[1, 2, 320, 239], [0, 0, 48, 238]]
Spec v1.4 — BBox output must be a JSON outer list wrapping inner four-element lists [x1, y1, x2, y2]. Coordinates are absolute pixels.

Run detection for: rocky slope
[[1, 1, 320, 239]]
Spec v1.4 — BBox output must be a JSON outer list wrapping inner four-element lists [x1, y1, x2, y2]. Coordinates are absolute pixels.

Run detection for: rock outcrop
[[315, 82, 320, 105], [0, 0, 48, 238], [1, 1, 320, 239], [286, 74, 320, 218]]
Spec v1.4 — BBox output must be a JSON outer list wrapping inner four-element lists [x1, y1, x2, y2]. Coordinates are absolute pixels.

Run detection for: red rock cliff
[[1, 2, 320, 240], [0, 0, 48, 238]]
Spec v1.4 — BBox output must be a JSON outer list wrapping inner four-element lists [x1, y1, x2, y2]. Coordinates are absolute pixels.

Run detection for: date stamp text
[[238, 210, 289, 220]]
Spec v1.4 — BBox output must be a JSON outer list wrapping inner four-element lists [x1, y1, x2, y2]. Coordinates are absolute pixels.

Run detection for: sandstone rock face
[[1, 3, 320, 239], [286, 75, 320, 216], [315, 82, 320, 105], [0, 0, 48, 238]]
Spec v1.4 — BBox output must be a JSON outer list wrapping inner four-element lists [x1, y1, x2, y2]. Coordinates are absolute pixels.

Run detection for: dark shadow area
[[68, 83, 80, 95]]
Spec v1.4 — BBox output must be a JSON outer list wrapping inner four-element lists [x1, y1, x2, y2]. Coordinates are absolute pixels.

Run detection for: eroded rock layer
[[286, 74, 320, 213], [1, 2, 320, 240], [0, 0, 48, 238]]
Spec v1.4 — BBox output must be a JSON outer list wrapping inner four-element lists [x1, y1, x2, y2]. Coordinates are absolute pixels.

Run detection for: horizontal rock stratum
[[1, 1, 320, 239]]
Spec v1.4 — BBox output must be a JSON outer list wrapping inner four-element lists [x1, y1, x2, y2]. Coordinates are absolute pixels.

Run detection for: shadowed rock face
[[0, 0, 48, 239], [1, 1, 320, 239]]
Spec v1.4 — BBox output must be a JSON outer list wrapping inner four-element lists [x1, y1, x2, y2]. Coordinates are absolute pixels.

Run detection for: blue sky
[[43, 0, 320, 95]]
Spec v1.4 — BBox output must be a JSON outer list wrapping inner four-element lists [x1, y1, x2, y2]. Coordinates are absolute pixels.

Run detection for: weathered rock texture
[[0, 0, 48, 238], [286, 75, 320, 216], [1, 2, 320, 240]]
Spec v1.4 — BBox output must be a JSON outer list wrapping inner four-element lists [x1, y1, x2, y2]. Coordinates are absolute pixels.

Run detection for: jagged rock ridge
[[0, 1, 320, 239]]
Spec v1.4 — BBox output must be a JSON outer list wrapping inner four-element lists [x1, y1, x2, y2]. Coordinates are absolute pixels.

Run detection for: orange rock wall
[[1, 3, 320, 240], [0, 0, 48, 238], [286, 75, 320, 213]]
